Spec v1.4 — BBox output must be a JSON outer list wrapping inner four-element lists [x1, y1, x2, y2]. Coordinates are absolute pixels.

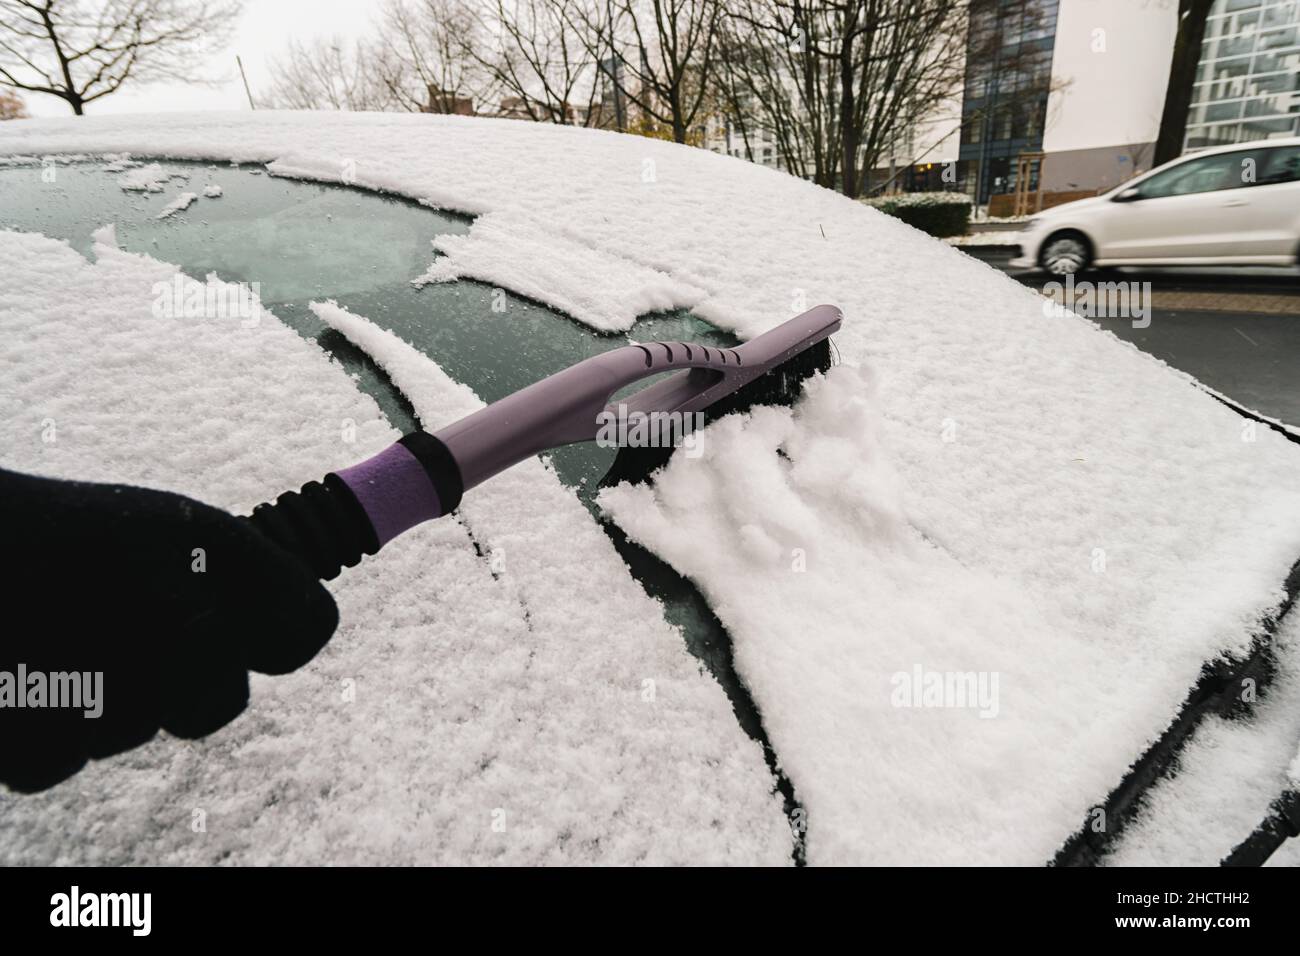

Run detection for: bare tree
[[719, 0, 968, 197], [710, 25, 758, 160], [0, 0, 243, 115], [262, 37, 397, 112], [716, 0, 841, 186], [573, 0, 723, 144], [370, 0, 492, 113], [468, 0, 606, 125], [0, 85, 26, 116]]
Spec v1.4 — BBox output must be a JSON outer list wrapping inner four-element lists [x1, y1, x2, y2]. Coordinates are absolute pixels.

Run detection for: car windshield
[[0, 156, 767, 742], [0, 158, 735, 493]]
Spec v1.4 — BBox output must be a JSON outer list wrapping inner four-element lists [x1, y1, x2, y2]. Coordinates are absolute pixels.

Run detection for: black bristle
[[599, 338, 834, 488], [700, 337, 833, 423]]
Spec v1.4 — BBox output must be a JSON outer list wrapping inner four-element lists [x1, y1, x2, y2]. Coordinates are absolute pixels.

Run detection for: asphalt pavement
[[962, 245, 1300, 427]]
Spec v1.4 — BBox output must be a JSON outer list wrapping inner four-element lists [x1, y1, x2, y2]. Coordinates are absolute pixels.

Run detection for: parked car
[[1011, 137, 1300, 275]]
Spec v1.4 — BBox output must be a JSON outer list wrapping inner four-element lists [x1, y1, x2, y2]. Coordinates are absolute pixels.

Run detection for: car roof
[[1183, 136, 1300, 159], [1119, 135, 1300, 189]]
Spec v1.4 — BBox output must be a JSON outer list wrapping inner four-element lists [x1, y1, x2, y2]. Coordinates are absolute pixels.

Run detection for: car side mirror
[[1114, 187, 1143, 203]]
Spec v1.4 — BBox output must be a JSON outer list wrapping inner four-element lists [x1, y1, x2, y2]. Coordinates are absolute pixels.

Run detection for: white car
[[1011, 136, 1300, 275]]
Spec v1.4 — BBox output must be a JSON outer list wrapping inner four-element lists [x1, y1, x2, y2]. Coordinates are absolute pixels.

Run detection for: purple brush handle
[[335, 442, 443, 547], [245, 432, 462, 581], [437, 304, 840, 491], [247, 305, 841, 580]]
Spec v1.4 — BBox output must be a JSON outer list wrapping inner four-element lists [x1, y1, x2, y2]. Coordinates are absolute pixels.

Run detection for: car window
[[1256, 145, 1300, 185], [1139, 151, 1257, 199]]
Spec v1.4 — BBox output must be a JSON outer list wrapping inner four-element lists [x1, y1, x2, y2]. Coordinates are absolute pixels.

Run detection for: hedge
[[863, 192, 972, 238]]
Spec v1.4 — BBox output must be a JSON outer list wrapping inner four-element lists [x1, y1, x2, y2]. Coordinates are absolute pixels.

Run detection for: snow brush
[[246, 304, 841, 580]]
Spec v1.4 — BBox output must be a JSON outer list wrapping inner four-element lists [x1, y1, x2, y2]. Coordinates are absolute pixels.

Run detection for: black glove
[[0, 467, 338, 793]]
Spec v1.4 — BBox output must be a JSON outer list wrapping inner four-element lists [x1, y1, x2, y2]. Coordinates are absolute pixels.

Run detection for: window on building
[[993, 106, 1013, 141], [1259, 25, 1297, 50], [1249, 72, 1291, 94], [960, 0, 1060, 203], [1265, 1, 1297, 27], [1185, 0, 1300, 150], [1204, 100, 1245, 122]]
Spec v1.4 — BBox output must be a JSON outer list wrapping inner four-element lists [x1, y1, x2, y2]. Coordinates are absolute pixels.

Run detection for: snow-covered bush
[[864, 191, 971, 237]]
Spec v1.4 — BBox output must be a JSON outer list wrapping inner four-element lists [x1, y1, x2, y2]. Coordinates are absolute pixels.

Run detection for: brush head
[[692, 335, 833, 423], [598, 333, 834, 488], [437, 305, 842, 493], [612, 304, 841, 420]]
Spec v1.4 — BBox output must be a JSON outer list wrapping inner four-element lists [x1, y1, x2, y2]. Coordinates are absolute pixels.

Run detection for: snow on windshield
[[2, 113, 1300, 864], [0, 227, 789, 865], [1103, 611, 1300, 865]]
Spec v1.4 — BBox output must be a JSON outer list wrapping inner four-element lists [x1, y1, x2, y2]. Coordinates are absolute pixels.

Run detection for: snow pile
[[2, 112, 1300, 863], [156, 191, 198, 219], [600, 339, 1300, 863], [597, 365, 1090, 863], [0, 229, 790, 865], [417, 214, 705, 332], [1105, 612, 1300, 866], [946, 231, 1023, 247], [114, 161, 181, 192], [101, 153, 140, 172], [202, 184, 223, 198], [864, 191, 972, 209]]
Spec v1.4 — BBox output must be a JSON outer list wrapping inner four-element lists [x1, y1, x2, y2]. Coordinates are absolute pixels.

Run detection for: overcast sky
[[21, 0, 384, 118]]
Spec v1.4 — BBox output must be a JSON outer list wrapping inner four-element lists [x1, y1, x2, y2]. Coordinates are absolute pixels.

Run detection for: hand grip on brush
[[246, 304, 842, 580]]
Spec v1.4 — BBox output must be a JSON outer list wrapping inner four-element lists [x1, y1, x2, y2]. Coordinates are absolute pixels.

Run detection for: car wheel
[[1040, 232, 1092, 276]]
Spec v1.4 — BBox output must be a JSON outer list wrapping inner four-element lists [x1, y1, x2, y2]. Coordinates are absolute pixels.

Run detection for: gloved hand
[[0, 467, 338, 792]]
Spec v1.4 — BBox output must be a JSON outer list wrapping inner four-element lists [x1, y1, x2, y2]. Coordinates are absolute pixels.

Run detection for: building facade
[[1033, 0, 1178, 197], [704, 0, 1300, 203], [949, 0, 1300, 205], [704, 104, 785, 172], [959, 0, 1060, 204], [1186, 0, 1300, 148]]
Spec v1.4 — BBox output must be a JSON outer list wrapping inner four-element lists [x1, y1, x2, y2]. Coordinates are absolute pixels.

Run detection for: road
[[964, 245, 1300, 427]]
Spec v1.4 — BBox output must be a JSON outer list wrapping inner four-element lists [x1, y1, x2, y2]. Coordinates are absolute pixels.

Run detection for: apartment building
[[707, 0, 1300, 205], [1186, 0, 1300, 148], [947, 0, 1299, 203], [704, 105, 784, 171]]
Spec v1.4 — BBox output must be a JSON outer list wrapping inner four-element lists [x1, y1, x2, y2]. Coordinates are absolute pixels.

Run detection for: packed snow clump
[[156, 191, 198, 219], [113, 161, 179, 192]]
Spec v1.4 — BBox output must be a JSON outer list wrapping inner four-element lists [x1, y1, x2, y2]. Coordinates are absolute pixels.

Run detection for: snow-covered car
[[2, 114, 1299, 867], [1011, 137, 1300, 275]]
